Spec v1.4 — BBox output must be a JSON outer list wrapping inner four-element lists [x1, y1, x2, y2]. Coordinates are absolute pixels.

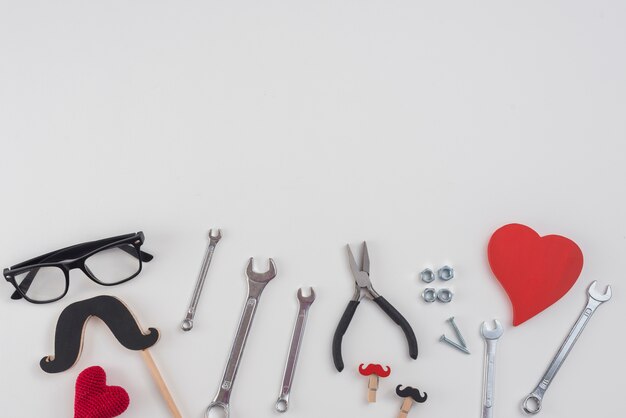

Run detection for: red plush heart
[[488, 223, 584, 326], [74, 366, 129, 418]]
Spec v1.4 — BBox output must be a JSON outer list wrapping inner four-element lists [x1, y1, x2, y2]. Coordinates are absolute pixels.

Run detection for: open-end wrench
[[275, 287, 316, 413], [481, 319, 504, 418], [522, 281, 612, 415], [206, 258, 277, 418], [181, 229, 221, 331]]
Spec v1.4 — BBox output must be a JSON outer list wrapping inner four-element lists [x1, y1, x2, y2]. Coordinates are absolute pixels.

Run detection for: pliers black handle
[[332, 295, 418, 372]]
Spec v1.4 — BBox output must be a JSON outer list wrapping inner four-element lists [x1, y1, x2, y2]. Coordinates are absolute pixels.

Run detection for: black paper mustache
[[41, 295, 159, 373], [396, 385, 428, 403]]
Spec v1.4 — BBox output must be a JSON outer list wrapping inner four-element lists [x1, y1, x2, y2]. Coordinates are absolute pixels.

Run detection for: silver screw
[[447, 317, 467, 348], [440, 335, 470, 354]]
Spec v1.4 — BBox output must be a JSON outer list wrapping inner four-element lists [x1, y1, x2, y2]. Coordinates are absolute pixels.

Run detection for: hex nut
[[420, 268, 435, 283], [437, 288, 454, 303], [422, 288, 437, 303], [438, 265, 454, 281]]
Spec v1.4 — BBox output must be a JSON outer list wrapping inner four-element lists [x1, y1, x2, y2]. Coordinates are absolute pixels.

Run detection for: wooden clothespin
[[396, 385, 427, 418], [358, 363, 391, 403]]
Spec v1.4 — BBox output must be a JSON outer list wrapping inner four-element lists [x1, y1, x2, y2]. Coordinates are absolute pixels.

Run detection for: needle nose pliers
[[332, 242, 418, 371]]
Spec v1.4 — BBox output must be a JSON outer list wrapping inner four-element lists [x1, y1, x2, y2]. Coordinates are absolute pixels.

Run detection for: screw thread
[[447, 317, 467, 348]]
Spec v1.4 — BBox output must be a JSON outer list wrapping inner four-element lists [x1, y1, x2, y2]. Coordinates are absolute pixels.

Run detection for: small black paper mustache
[[396, 385, 428, 403], [40, 295, 159, 373]]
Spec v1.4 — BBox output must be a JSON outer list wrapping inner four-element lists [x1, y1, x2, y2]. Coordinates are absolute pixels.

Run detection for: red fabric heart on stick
[[488, 223, 584, 326], [74, 366, 129, 418]]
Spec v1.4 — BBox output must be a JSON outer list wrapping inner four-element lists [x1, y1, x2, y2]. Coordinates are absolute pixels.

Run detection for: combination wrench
[[522, 281, 612, 414], [181, 229, 221, 331], [206, 258, 277, 418], [480, 319, 503, 418], [275, 287, 316, 413]]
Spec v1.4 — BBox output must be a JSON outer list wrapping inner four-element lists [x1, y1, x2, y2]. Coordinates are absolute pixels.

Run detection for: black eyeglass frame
[[3, 231, 153, 304]]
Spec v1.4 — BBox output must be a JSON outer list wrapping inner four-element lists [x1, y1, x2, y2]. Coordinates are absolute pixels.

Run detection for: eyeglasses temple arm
[[119, 244, 154, 262], [10, 267, 40, 300]]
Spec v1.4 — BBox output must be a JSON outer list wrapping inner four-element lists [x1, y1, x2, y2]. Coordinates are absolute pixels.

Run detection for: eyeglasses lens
[[14, 266, 66, 302], [84, 244, 141, 284]]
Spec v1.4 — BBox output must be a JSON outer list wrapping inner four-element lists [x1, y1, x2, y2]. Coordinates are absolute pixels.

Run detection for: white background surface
[[0, 1, 624, 417]]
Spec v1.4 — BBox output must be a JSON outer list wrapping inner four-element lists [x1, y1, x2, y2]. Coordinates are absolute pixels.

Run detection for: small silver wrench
[[206, 258, 277, 418], [522, 281, 612, 415], [481, 319, 503, 418], [275, 287, 316, 413], [181, 229, 221, 331]]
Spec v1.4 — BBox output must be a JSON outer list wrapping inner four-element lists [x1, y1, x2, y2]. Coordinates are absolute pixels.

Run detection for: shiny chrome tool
[[206, 258, 277, 418], [481, 319, 503, 418], [275, 287, 316, 412], [522, 281, 612, 415], [181, 229, 221, 331]]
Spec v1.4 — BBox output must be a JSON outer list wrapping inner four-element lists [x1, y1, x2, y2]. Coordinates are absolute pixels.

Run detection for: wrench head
[[209, 228, 222, 242], [206, 401, 229, 418], [588, 280, 612, 302], [246, 257, 277, 283], [297, 286, 316, 304], [480, 319, 504, 340]]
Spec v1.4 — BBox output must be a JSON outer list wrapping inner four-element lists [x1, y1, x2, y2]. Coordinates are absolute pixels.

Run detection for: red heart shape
[[488, 223, 584, 326], [74, 366, 129, 418]]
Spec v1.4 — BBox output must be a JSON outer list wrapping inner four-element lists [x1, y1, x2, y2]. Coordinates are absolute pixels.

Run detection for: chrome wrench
[[480, 319, 503, 418], [275, 287, 316, 413], [206, 258, 277, 418], [522, 281, 612, 414], [181, 229, 221, 331]]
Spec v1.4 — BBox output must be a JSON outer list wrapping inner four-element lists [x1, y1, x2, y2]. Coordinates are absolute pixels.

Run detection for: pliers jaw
[[347, 242, 379, 301]]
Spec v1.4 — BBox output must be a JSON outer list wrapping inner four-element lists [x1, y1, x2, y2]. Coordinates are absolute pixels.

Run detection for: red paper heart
[[74, 366, 129, 418], [488, 223, 584, 326]]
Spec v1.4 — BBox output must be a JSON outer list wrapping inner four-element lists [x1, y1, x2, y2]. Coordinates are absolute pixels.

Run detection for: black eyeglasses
[[3, 232, 153, 304]]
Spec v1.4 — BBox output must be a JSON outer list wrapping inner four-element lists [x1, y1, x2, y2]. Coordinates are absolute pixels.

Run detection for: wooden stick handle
[[398, 397, 413, 418], [141, 349, 182, 418], [367, 375, 379, 403]]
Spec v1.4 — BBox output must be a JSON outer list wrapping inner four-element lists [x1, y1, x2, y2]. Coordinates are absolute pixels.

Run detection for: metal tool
[[481, 319, 503, 418], [522, 281, 612, 415], [275, 287, 316, 413], [206, 258, 277, 418], [181, 229, 222, 331], [332, 242, 418, 372]]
